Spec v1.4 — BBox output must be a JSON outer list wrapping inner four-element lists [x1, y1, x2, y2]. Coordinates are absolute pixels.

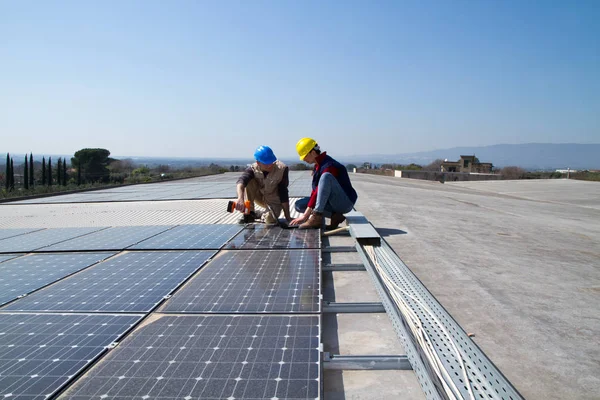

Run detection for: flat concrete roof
[[351, 174, 600, 399], [1, 173, 598, 399]]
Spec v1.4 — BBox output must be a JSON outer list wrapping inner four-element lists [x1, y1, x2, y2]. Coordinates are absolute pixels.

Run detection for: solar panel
[[0, 252, 115, 307], [225, 225, 321, 249], [161, 249, 321, 313], [60, 315, 320, 399], [0, 228, 44, 241], [41, 226, 174, 252], [131, 224, 242, 250], [0, 313, 142, 400], [0, 254, 19, 264], [3, 251, 215, 313], [0, 227, 107, 253]]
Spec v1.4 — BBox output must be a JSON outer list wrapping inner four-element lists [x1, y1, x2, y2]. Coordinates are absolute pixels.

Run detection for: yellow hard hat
[[296, 137, 317, 160]]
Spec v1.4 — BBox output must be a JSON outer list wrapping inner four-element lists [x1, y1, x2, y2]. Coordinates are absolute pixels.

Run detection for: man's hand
[[281, 202, 292, 223], [290, 208, 311, 226], [236, 196, 246, 212]]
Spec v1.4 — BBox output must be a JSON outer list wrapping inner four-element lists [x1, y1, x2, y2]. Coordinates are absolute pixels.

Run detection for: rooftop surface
[[0, 172, 598, 399], [350, 174, 600, 399]]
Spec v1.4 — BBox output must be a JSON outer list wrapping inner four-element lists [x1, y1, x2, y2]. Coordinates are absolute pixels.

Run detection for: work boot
[[326, 212, 346, 230], [299, 211, 323, 229], [238, 211, 259, 224]]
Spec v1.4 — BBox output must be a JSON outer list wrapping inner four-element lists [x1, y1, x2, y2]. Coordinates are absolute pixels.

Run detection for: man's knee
[[319, 172, 335, 182]]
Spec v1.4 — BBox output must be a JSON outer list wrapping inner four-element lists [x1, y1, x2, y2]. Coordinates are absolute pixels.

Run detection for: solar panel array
[[60, 315, 320, 400], [162, 249, 321, 313], [0, 171, 322, 399], [0, 313, 142, 399], [0, 252, 114, 306], [3, 251, 215, 313]]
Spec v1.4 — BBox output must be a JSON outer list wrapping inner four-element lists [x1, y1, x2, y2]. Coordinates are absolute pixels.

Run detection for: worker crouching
[[290, 138, 358, 229], [235, 145, 292, 224]]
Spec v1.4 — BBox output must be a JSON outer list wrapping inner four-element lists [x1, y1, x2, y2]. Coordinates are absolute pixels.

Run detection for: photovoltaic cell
[[3, 251, 215, 313], [0, 252, 115, 306], [60, 315, 320, 400], [0, 313, 142, 400], [225, 225, 321, 250], [41, 226, 174, 252], [0, 227, 107, 253], [0, 228, 45, 241], [131, 224, 242, 250], [161, 250, 321, 313]]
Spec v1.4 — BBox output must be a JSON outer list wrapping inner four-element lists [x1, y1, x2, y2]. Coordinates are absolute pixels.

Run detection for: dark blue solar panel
[[225, 225, 321, 249], [161, 249, 321, 313], [3, 251, 215, 313], [0, 227, 106, 253], [131, 224, 242, 250], [60, 315, 320, 399], [41, 226, 174, 251], [0, 228, 45, 241], [0, 313, 142, 400], [0, 252, 115, 306]]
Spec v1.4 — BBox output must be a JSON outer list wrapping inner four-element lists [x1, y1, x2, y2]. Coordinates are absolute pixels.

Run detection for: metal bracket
[[322, 263, 366, 272], [322, 246, 357, 253], [322, 301, 386, 313], [323, 353, 412, 370]]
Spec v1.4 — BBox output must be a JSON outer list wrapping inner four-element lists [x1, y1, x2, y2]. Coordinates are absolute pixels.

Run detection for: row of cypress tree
[[4, 153, 68, 191]]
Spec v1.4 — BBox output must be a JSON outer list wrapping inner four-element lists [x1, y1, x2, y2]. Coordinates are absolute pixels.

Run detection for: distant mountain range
[[340, 143, 600, 170]]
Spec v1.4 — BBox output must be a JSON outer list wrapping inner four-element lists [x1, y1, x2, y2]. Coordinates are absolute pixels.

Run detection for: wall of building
[[396, 171, 501, 182]]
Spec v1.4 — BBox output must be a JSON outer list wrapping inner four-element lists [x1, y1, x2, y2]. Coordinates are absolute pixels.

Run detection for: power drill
[[226, 200, 253, 222]]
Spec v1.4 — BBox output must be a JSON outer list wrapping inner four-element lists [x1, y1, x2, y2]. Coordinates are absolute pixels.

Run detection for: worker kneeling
[[290, 138, 358, 230], [235, 145, 292, 224]]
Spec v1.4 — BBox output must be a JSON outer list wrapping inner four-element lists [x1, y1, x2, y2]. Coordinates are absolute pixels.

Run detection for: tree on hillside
[[10, 158, 14, 190], [72, 148, 112, 183], [24, 155, 29, 189], [42, 157, 47, 185], [29, 154, 34, 187], [63, 160, 67, 185], [424, 159, 445, 172], [57, 158, 62, 186], [499, 166, 526, 180], [48, 157, 52, 186], [4, 153, 9, 190]]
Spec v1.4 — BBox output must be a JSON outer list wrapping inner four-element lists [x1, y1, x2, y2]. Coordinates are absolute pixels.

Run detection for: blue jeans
[[295, 173, 355, 217]]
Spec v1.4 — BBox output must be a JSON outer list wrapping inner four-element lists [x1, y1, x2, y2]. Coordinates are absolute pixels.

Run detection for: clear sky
[[1, 0, 598, 159]]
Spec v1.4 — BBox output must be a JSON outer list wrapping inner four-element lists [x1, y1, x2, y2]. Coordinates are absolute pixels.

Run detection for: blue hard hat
[[254, 145, 277, 164]]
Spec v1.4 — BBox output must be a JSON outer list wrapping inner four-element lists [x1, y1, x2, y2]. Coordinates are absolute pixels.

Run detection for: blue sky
[[1, 0, 598, 158]]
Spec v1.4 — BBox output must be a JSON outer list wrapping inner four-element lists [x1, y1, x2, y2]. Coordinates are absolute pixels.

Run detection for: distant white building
[[555, 169, 577, 173]]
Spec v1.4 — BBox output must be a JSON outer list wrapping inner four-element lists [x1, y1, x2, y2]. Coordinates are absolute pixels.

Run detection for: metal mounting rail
[[356, 240, 524, 400], [322, 301, 386, 313], [323, 353, 412, 370], [322, 263, 366, 272], [322, 246, 357, 253]]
